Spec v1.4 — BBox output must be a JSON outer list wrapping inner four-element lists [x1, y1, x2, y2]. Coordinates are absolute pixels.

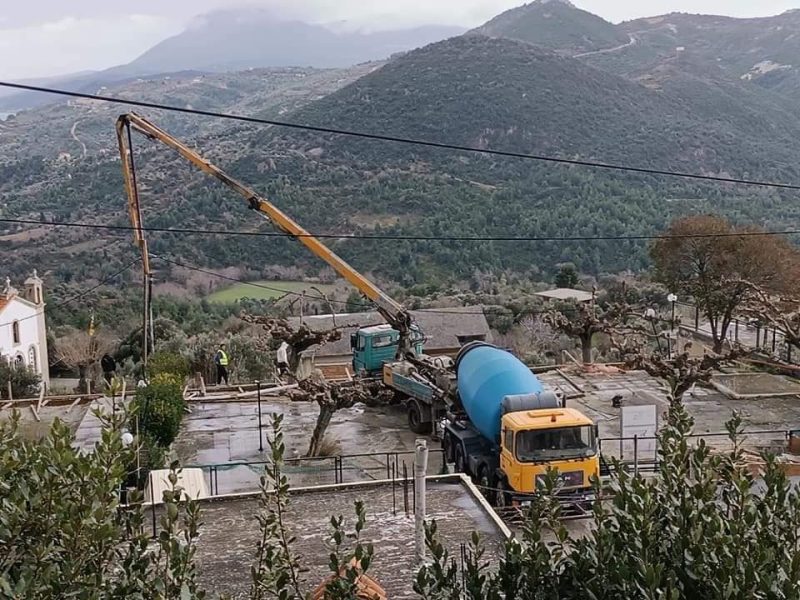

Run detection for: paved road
[[574, 35, 637, 58]]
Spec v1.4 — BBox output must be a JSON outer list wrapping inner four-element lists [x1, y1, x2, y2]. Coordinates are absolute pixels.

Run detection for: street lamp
[[667, 294, 678, 360], [667, 294, 677, 329]]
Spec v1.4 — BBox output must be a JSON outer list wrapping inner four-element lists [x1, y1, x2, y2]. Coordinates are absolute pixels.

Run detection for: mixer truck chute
[[443, 343, 599, 506]]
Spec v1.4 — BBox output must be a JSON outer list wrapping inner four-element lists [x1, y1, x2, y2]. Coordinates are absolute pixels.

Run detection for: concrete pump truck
[[115, 115, 601, 505]]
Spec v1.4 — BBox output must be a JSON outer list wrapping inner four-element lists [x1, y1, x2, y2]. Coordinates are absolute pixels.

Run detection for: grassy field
[[207, 280, 337, 303]]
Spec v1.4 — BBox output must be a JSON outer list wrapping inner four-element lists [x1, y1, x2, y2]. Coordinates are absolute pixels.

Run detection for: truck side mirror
[[594, 424, 599, 438], [350, 333, 356, 350]]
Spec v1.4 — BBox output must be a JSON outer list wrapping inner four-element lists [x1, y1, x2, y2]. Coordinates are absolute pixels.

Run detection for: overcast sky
[[1, 0, 799, 80]]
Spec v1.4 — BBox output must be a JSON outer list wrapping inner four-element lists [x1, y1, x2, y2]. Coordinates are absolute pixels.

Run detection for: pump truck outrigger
[[115, 113, 451, 433]]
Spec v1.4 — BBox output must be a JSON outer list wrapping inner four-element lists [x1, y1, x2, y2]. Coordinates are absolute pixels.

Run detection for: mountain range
[[3, 0, 800, 289], [0, 9, 463, 112]]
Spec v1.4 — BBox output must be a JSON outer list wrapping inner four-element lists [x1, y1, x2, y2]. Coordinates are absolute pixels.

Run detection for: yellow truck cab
[[499, 407, 599, 505]]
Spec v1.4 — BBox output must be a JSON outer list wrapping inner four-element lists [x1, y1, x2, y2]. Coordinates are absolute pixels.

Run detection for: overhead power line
[[0, 256, 140, 329], [2, 217, 800, 243], [150, 253, 540, 316], [3, 80, 800, 191]]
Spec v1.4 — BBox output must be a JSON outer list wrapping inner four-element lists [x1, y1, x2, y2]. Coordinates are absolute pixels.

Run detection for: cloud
[[0, 14, 182, 80]]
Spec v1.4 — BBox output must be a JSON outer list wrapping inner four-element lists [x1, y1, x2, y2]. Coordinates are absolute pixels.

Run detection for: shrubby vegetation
[[0, 362, 40, 399], [5, 393, 800, 598], [417, 403, 800, 599]]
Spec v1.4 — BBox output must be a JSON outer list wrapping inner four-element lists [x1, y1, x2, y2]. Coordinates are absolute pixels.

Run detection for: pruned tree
[[242, 315, 347, 376], [628, 349, 741, 402], [651, 215, 799, 353], [290, 374, 392, 457], [737, 279, 800, 357], [543, 299, 633, 364], [53, 328, 115, 391]]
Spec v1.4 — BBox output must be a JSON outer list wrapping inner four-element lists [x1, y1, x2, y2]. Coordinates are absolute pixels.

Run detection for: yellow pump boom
[[115, 112, 414, 352]]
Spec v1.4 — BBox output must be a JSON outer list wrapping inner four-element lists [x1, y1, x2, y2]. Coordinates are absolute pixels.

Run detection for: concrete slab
[[192, 480, 506, 599], [540, 369, 800, 460], [175, 399, 444, 494], [0, 402, 90, 440]]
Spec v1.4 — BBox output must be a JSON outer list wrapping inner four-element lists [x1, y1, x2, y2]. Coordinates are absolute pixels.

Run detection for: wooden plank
[[29, 404, 40, 422], [36, 386, 46, 411], [66, 397, 83, 413], [1, 401, 13, 411], [200, 376, 207, 397]]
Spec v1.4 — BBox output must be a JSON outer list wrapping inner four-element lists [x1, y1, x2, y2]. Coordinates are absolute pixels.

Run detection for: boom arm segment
[[115, 113, 413, 345]]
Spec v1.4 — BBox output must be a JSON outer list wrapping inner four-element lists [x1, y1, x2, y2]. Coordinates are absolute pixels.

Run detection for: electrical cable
[[3, 80, 800, 191], [149, 252, 561, 316], [0, 256, 141, 329], [2, 217, 800, 242]]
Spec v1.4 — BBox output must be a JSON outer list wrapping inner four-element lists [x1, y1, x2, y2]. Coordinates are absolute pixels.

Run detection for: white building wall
[[0, 299, 46, 384]]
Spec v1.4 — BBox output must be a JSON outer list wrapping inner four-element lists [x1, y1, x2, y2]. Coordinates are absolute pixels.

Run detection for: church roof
[[0, 297, 8, 314]]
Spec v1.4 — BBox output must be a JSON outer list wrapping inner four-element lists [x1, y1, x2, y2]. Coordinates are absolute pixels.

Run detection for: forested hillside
[[4, 3, 800, 291]]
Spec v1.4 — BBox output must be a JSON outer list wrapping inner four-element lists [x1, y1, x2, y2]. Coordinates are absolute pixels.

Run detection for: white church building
[[0, 271, 49, 390]]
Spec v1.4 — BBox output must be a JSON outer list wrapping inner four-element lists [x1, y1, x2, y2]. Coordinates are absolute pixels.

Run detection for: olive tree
[[651, 215, 798, 353]]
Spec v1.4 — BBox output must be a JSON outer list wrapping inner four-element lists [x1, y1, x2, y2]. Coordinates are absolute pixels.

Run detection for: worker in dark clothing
[[214, 344, 230, 386], [101, 354, 117, 385]]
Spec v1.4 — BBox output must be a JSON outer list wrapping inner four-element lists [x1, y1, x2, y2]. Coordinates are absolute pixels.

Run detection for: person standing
[[101, 353, 117, 386], [276, 341, 290, 377], [214, 343, 230, 386]]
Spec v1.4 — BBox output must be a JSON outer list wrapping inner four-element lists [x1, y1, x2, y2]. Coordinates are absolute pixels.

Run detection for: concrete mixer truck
[[442, 343, 600, 507]]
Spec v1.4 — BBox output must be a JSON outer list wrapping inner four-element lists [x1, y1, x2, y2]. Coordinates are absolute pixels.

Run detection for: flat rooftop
[[539, 368, 800, 458], [193, 479, 507, 599]]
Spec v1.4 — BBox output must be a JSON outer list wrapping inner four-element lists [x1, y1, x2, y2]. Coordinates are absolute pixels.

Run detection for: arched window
[[28, 346, 37, 372], [12, 320, 20, 344]]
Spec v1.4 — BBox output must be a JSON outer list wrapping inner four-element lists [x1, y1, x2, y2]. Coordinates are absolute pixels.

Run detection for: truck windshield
[[515, 426, 596, 462]]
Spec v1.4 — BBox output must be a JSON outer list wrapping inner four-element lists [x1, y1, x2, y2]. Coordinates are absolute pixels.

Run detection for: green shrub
[[148, 350, 190, 380], [133, 373, 185, 447], [0, 362, 41, 399]]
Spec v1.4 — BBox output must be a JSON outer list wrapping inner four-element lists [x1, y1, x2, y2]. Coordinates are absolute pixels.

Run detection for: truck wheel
[[407, 401, 432, 435], [478, 467, 496, 506], [495, 479, 511, 508], [454, 445, 467, 474]]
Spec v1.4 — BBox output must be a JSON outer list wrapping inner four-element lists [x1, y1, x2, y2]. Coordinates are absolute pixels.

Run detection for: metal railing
[[674, 301, 797, 363], [598, 428, 792, 476], [190, 448, 445, 496], [185, 427, 795, 496]]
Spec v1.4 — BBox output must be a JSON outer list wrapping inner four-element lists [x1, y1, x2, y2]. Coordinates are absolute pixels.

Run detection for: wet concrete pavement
[[174, 398, 444, 493]]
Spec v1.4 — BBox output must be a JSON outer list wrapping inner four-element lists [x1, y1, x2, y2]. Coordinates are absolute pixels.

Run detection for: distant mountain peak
[[473, 0, 627, 55], [538, 0, 577, 7]]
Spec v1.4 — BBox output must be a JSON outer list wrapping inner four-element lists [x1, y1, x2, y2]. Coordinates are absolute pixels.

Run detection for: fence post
[[789, 343, 793, 364], [773, 328, 778, 353], [734, 319, 739, 342], [633, 435, 639, 477], [256, 381, 263, 452], [695, 305, 700, 331], [150, 471, 157, 538], [414, 439, 429, 565]]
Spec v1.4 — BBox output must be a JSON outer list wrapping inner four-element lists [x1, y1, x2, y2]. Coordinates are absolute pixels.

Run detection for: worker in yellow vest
[[214, 343, 230, 386]]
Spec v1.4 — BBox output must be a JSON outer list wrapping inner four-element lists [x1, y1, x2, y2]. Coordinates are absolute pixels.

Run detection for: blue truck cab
[[351, 324, 424, 374]]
